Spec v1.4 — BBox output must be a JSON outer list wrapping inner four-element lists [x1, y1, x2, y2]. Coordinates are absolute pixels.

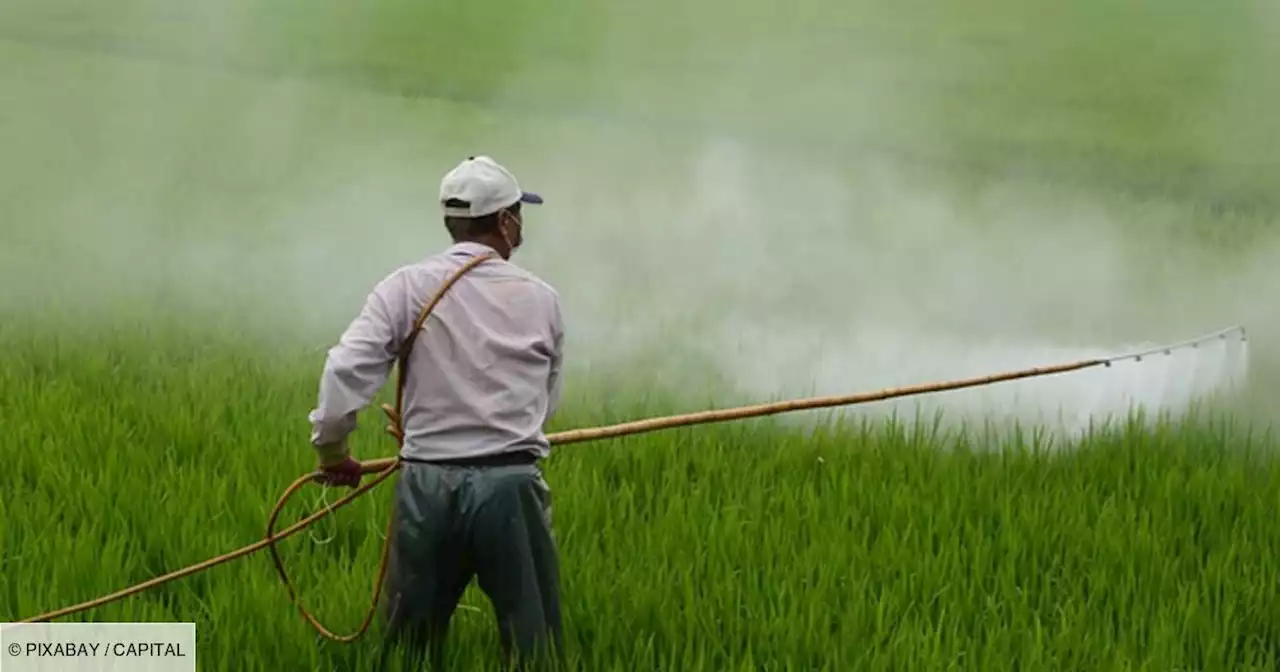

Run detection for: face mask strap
[[498, 209, 520, 251]]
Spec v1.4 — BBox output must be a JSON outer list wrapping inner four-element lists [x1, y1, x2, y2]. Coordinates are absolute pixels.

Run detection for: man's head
[[439, 155, 543, 259]]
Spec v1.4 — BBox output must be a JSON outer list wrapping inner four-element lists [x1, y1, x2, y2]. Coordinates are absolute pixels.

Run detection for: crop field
[[3, 0, 1280, 670]]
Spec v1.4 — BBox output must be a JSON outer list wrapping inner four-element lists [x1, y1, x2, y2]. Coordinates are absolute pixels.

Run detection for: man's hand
[[314, 455, 363, 489]]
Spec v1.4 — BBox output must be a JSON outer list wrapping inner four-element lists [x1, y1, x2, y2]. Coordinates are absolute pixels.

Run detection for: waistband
[[399, 450, 538, 468]]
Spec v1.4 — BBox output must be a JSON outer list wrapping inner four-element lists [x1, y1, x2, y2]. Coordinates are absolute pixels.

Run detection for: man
[[306, 155, 566, 669]]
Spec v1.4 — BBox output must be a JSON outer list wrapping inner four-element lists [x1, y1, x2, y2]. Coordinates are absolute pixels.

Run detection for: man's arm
[[308, 271, 412, 464], [544, 295, 565, 425]]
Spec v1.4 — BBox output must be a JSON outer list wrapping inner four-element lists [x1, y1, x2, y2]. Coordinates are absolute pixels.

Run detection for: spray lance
[[10, 252, 1250, 640]]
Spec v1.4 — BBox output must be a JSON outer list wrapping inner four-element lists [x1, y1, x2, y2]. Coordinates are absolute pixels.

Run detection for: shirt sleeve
[[308, 271, 413, 461], [544, 294, 566, 425]]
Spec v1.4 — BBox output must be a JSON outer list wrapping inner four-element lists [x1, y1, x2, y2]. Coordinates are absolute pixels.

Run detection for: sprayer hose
[[28, 252, 1223, 635]]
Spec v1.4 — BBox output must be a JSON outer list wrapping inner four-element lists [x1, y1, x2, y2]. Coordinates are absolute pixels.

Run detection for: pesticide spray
[[717, 320, 1252, 441], [509, 135, 1265, 442]]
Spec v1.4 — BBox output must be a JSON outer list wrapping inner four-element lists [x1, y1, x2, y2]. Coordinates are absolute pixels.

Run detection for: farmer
[[306, 155, 565, 669]]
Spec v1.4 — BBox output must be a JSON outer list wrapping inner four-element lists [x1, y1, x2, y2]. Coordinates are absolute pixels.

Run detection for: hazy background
[[1, 0, 1276, 435]]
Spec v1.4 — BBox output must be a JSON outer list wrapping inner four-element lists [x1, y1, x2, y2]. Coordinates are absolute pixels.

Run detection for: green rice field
[[3, 0, 1280, 669]]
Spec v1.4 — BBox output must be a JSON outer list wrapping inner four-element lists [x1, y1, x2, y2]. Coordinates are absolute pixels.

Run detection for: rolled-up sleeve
[[308, 271, 411, 461]]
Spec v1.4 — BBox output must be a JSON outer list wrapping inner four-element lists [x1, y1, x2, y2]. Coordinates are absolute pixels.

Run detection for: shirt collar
[[448, 241, 502, 259]]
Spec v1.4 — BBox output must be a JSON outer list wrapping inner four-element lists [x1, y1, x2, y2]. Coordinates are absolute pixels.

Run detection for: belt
[[399, 450, 538, 468]]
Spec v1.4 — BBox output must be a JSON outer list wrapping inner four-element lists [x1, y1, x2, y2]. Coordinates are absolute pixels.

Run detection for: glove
[[313, 455, 363, 489]]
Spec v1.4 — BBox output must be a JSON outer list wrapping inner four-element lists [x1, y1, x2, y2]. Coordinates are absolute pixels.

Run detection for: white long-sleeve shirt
[[308, 241, 564, 462]]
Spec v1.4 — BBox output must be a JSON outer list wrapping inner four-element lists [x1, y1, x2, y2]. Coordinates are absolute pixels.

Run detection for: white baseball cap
[[439, 155, 543, 218]]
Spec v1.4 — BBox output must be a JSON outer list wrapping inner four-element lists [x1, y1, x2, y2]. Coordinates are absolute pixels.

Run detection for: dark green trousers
[[377, 456, 562, 670]]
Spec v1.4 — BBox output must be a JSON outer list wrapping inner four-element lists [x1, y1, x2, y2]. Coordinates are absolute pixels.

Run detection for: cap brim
[[519, 191, 544, 205]]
